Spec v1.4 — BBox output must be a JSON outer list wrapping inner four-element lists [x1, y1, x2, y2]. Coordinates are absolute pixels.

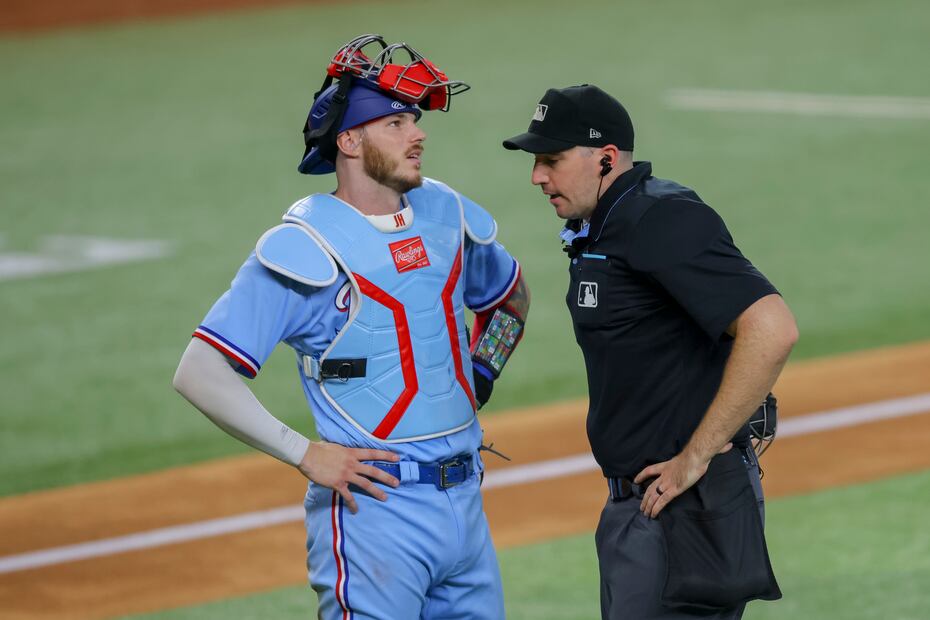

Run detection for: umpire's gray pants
[[596, 448, 765, 620]]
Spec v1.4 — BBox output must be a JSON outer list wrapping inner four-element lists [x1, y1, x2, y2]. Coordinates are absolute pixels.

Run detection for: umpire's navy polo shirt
[[564, 162, 778, 479]]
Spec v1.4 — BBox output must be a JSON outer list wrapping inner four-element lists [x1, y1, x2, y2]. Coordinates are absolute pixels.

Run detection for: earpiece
[[599, 155, 612, 177]]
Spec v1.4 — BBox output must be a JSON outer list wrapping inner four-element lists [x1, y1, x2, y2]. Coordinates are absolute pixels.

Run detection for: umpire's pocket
[[659, 454, 781, 611]]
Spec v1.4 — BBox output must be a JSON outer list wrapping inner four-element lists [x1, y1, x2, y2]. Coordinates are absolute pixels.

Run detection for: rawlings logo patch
[[389, 236, 431, 273]]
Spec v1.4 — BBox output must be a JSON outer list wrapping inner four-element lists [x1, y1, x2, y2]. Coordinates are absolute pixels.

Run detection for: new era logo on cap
[[391, 101, 406, 110], [503, 84, 635, 154]]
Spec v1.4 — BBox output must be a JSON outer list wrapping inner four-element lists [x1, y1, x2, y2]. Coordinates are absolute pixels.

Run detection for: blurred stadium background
[[1, 0, 928, 618]]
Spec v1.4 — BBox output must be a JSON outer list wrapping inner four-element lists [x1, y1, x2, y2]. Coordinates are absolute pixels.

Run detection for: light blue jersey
[[194, 184, 517, 619], [194, 200, 518, 464]]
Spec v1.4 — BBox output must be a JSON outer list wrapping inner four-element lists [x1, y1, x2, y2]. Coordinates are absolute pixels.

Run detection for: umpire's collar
[[564, 161, 652, 253]]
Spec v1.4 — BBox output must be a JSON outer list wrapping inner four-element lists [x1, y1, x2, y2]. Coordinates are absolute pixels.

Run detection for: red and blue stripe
[[471, 259, 521, 313], [331, 492, 353, 619], [192, 325, 261, 378]]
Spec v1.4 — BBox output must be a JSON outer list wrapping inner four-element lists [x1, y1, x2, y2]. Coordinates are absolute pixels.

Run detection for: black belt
[[370, 456, 475, 490], [607, 477, 647, 501]]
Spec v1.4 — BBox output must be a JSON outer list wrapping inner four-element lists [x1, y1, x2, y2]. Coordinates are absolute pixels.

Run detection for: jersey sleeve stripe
[[470, 260, 520, 313], [192, 326, 260, 378]]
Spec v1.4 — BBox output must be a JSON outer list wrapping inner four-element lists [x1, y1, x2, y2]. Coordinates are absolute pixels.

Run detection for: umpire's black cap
[[503, 84, 634, 153]]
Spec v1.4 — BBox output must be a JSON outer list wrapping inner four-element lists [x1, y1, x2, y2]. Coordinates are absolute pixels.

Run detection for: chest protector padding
[[284, 181, 476, 443]]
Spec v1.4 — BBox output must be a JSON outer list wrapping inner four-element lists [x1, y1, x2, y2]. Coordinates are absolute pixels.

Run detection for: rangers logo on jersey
[[389, 236, 431, 273], [334, 281, 352, 312]]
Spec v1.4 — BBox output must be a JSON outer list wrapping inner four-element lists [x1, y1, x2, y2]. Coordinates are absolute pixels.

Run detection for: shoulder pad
[[255, 223, 338, 287], [404, 177, 452, 206], [460, 194, 498, 245], [282, 194, 321, 224], [415, 178, 498, 244], [415, 176, 450, 194]]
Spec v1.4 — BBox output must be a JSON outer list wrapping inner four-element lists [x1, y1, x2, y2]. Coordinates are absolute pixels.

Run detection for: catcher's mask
[[298, 34, 470, 175], [749, 393, 778, 457]]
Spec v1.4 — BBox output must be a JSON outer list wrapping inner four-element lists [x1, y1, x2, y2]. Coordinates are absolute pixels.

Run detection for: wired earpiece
[[595, 154, 613, 201]]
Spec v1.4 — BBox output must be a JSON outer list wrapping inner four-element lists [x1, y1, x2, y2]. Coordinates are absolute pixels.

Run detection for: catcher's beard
[[362, 141, 422, 194]]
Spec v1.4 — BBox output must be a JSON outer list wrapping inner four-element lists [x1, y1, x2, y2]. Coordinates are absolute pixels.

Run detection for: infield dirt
[[1, 340, 929, 618]]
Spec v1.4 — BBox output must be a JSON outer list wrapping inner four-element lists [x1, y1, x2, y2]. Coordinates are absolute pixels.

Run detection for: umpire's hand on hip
[[634, 442, 732, 519], [297, 441, 400, 514]]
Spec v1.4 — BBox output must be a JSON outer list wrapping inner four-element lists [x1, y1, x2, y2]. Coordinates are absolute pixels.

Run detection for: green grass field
[[2, 0, 929, 617], [120, 469, 930, 620]]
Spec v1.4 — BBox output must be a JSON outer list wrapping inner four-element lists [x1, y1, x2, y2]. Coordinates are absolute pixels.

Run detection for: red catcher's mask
[[325, 34, 470, 111]]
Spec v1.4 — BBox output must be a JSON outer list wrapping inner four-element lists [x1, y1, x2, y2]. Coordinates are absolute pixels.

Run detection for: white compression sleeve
[[172, 338, 310, 467]]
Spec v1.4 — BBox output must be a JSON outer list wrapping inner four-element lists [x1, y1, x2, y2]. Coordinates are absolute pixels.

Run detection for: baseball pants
[[596, 447, 765, 620], [304, 471, 504, 620]]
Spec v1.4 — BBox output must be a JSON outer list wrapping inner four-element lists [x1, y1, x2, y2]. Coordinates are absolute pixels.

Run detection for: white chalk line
[[665, 89, 930, 119], [0, 235, 173, 281], [2, 392, 930, 575]]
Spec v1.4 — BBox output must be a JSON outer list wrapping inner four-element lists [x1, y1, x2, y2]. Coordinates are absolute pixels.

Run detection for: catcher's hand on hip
[[297, 441, 400, 514]]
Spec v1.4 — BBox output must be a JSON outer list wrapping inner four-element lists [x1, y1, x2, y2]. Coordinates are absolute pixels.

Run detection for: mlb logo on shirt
[[389, 236, 431, 273], [578, 281, 598, 308]]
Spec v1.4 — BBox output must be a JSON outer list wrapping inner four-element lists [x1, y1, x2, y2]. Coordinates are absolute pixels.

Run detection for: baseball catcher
[[173, 34, 529, 619]]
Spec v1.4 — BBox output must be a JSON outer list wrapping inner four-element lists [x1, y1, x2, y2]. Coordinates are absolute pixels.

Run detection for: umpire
[[503, 85, 798, 619]]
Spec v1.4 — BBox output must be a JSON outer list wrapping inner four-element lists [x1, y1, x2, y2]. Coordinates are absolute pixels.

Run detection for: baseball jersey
[[564, 161, 778, 478], [195, 192, 519, 464]]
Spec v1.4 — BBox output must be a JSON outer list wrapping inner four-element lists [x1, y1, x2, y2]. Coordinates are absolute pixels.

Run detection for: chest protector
[[283, 181, 477, 443]]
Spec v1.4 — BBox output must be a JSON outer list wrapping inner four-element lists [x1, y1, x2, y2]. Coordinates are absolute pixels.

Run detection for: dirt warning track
[[2, 340, 929, 619]]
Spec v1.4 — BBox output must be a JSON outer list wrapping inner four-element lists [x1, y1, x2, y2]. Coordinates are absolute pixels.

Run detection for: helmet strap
[[303, 74, 354, 163]]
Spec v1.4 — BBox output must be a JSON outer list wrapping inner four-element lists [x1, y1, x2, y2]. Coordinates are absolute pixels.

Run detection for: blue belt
[[370, 455, 476, 490]]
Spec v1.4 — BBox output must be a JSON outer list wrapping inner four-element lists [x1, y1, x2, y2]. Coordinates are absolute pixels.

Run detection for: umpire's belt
[[370, 455, 476, 491], [607, 477, 647, 501]]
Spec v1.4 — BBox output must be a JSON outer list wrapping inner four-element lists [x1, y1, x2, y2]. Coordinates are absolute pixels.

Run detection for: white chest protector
[[256, 178, 498, 443]]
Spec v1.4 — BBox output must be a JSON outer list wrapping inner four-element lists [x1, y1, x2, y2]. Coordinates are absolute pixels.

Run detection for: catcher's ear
[[336, 130, 363, 155]]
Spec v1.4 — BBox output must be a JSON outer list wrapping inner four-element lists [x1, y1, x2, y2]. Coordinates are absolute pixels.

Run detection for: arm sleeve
[[193, 253, 316, 378], [463, 239, 520, 313], [628, 199, 778, 340], [173, 338, 310, 466]]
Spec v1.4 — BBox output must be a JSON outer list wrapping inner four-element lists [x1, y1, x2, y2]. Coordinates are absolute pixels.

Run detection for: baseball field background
[[1, 0, 929, 618]]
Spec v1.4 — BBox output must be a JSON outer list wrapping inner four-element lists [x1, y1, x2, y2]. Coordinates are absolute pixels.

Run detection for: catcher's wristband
[[471, 306, 524, 379]]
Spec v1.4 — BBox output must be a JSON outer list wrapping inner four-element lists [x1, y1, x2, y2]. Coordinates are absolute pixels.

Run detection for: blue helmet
[[298, 79, 422, 175]]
